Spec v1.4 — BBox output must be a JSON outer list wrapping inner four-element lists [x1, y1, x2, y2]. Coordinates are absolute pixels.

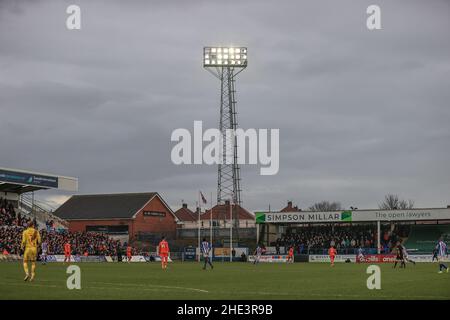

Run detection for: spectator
[[274, 224, 409, 254], [0, 197, 125, 256]]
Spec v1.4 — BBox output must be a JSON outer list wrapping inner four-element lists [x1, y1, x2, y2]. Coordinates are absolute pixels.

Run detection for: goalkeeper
[[21, 221, 41, 281]]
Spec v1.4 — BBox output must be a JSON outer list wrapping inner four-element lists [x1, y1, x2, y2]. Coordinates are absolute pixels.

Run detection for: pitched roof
[[54, 192, 159, 220], [202, 203, 254, 221], [174, 204, 197, 222]]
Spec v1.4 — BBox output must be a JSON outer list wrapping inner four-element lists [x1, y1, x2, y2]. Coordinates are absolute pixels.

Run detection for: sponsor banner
[[184, 247, 196, 260], [213, 247, 248, 257], [356, 254, 396, 263], [0, 254, 21, 261], [255, 208, 450, 224], [407, 254, 450, 263], [121, 255, 147, 262], [52, 255, 81, 262], [309, 255, 356, 263], [40, 255, 105, 262], [0, 168, 58, 188], [144, 253, 173, 262], [248, 255, 289, 263], [265, 246, 286, 254], [42, 255, 58, 262], [80, 256, 106, 263], [153, 256, 173, 262], [255, 211, 351, 224]]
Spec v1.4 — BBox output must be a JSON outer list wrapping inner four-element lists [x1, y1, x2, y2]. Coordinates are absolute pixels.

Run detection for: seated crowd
[[0, 197, 34, 227], [0, 197, 121, 256], [275, 224, 408, 254]]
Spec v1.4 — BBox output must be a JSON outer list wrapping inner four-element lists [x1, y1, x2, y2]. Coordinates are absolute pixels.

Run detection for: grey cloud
[[0, 0, 449, 211]]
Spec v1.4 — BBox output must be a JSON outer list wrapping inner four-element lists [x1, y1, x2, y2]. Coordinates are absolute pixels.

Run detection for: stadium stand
[[0, 197, 123, 256], [275, 224, 409, 254], [0, 197, 34, 227], [404, 224, 450, 253]]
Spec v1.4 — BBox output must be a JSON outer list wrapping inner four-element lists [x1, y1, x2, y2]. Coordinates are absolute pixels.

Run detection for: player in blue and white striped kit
[[41, 240, 48, 265], [253, 244, 264, 265], [201, 238, 213, 270], [436, 237, 448, 274]]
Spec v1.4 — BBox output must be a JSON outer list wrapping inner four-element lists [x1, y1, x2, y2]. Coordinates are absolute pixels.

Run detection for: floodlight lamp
[[203, 46, 247, 67]]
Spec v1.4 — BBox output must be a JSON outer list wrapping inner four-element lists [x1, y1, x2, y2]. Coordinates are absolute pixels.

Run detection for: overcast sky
[[1, 0, 449, 212]]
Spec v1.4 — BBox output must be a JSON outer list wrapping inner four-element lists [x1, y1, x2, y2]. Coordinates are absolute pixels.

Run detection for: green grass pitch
[[0, 262, 449, 300]]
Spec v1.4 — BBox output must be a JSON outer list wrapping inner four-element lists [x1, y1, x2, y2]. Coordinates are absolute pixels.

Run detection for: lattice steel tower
[[203, 46, 247, 207]]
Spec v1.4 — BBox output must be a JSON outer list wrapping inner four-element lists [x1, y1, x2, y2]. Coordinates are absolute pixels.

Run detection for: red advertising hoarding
[[356, 254, 396, 263]]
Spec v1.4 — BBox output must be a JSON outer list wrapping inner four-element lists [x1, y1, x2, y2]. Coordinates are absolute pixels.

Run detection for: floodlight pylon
[[203, 47, 247, 237]]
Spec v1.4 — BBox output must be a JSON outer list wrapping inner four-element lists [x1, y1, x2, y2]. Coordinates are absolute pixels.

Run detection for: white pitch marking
[[90, 281, 209, 293]]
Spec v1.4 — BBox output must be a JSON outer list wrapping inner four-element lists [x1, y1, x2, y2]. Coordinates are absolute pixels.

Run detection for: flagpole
[[210, 191, 213, 246], [229, 197, 233, 262], [197, 193, 201, 263]]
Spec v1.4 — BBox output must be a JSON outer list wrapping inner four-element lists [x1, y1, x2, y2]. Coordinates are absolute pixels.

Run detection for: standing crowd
[[0, 197, 121, 256]]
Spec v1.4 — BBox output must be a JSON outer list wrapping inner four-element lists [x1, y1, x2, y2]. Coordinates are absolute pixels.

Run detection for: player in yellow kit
[[21, 221, 41, 282]]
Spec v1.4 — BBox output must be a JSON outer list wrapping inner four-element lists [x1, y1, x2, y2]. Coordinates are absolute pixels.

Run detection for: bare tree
[[379, 194, 414, 210], [309, 201, 342, 212]]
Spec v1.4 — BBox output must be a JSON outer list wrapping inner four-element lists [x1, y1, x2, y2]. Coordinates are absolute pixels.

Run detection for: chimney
[[182, 203, 188, 209], [287, 201, 292, 208], [225, 200, 230, 206]]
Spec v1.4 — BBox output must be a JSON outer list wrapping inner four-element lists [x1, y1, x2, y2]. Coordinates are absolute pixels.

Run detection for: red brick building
[[54, 192, 178, 242]]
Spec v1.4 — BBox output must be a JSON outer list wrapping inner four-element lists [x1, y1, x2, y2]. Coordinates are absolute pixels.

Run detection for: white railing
[[19, 194, 68, 229]]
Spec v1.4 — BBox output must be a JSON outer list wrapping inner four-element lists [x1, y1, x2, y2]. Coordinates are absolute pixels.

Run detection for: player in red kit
[[64, 242, 71, 264], [126, 246, 132, 263], [287, 246, 294, 263], [328, 245, 337, 267], [158, 236, 170, 270]]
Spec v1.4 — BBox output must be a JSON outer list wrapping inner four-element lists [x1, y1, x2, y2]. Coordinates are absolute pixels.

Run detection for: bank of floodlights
[[203, 47, 248, 68]]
